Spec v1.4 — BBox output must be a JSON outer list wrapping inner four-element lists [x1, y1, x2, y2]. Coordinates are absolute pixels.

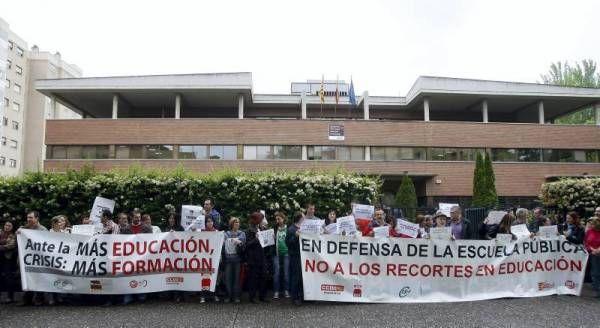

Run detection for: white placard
[[485, 211, 507, 225], [225, 238, 239, 255], [337, 216, 357, 234], [90, 196, 115, 227], [258, 229, 275, 248], [510, 224, 531, 240], [186, 217, 205, 231], [438, 203, 459, 217], [373, 226, 389, 238], [71, 224, 96, 236], [352, 204, 374, 220], [396, 219, 419, 238], [325, 223, 340, 235], [429, 227, 451, 240], [538, 225, 559, 240], [300, 219, 324, 234], [496, 233, 513, 244], [181, 205, 204, 230]]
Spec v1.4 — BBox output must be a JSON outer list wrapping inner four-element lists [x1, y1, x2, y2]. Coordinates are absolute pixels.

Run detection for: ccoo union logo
[[565, 280, 577, 289], [320, 284, 344, 295], [399, 286, 411, 298], [129, 280, 148, 289]]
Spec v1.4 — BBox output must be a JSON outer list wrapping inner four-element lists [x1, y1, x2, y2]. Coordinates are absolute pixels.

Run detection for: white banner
[[18, 230, 224, 294], [300, 234, 588, 303]]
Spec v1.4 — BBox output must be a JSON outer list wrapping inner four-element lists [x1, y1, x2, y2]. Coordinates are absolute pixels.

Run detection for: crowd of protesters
[[1, 199, 600, 307]]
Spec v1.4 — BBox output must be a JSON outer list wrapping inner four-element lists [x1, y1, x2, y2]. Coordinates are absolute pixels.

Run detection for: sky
[[2, 0, 600, 96]]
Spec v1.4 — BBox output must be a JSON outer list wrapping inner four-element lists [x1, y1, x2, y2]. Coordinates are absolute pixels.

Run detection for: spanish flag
[[319, 75, 325, 104]]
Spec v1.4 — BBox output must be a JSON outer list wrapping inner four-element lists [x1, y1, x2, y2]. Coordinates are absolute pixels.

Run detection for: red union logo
[[129, 280, 138, 288], [565, 280, 577, 289], [320, 284, 344, 292]]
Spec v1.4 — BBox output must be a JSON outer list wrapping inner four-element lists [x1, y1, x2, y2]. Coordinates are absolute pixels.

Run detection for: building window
[[428, 148, 482, 161], [371, 147, 427, 161], [209, 145, 237, 160], [1, 137, 6, 145], [15, 65, 23, 75], [9, 140, 17, 149], [3, 98, 8, 108], [179, 145, 209, 159], [243, 145, 302, 160], [8, 41, 13, 50], [11, 121, 18, 130], [49, 146, 67, 159], [144, 145, 174, 159], [308, 146, 364, 161], [8, 159, 16, 168], [12, 102, 20, 112], [6, 60, 11, 69], [16, 47, 24, 57], [0, 157, 5, 165], [2, 117, 7, 126], [13, 83, 21, 94]]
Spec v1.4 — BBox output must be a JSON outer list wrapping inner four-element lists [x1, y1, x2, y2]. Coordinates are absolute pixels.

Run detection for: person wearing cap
[[449, 206, 473, 240], [434, 211, 448, 228]]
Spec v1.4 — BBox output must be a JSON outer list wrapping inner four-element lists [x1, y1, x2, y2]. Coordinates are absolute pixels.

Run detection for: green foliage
[[394, 174, 417, 219], [0, 167, 381, 229], [540, 177, 600, 211], [472, 151, 498, 208], [540, 59, 599, 125]]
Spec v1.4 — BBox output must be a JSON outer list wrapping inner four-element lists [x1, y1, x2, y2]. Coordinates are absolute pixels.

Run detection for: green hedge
[[540, 177, 599, 212], [0, 165, 381, 228]]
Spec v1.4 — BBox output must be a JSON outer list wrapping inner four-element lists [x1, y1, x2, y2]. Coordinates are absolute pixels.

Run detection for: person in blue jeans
[[223, 217, 246, 303], [272, 211, 290, 299]]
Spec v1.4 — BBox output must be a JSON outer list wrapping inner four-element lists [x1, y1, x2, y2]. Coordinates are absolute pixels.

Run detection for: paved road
[[1, 285, 598, 328]]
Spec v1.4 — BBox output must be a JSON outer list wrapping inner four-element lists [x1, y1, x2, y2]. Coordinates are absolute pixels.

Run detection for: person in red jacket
[[584, 217, 600, 298]]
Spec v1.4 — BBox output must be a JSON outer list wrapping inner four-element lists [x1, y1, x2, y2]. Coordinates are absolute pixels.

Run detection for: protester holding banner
[[272, 211, 290, 299], [326, 210, 337, 226], [563, 212, 585, 245], [514, 208, 529, 226], [223, 217, 246, 303], [162, 212, 184, 232], [0, 218, 17, 303], [19, 211, 47, 306], [434, 212, 448, 228], [449, 206, 473, 240], [200, 215, 220, 303], [129, 209, 144, 234], [100, 210, 120, 234], [529, 207, 547, 233], [203, 198, 222, 230], [286, 211, 304, 306], [585, 217, 600, 298], [304, 202, 320, 220], [367, 209, 387, 237], [116, 212, 129, 231], [142, 214, 162, 234], [245, 211, 269, 303], [496, 213, 517, 239]]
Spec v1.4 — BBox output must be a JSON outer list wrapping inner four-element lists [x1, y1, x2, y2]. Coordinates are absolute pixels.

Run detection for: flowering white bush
[[0, 167, 381, 228], [540, 178, 600, 211]]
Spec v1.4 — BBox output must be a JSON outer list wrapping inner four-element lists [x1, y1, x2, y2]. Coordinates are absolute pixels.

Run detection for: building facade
[[0, 17, 81, 176], [36, 73, 600, 207]]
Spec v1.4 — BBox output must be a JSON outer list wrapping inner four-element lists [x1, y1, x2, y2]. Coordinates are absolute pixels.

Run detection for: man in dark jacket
[[286, 211, 304, 306], [245, 211, 269, 303], [449, 206, 473, 240]]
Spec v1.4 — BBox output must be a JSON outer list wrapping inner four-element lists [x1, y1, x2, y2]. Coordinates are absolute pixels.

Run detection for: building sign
[[328, 124, 345, 141]]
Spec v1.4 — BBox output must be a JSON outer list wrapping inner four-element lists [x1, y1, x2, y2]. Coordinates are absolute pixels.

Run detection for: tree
[[471, 151, 486, 207], [394, 173, 417, 219], [540, 59, 599, 124], [483, 152, 498, 208]]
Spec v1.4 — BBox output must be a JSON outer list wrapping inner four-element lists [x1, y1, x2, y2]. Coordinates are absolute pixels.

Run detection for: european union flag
[[348, 78, 357, 108]]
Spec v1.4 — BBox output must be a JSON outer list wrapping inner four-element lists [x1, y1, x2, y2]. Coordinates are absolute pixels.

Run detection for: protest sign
[[224, 238, 239, 255], [337, 216, 357, 235], [300, 219, 324, 234], [438, 203, 459, 217], [352, 204, 374, 220], [300, 234, 588, 303], [258, 229, 275, 248], [325, 223, 340, 235], [511, 224, 531, 240], [90, 197, 115, 227], [181, 205, 204, 230], [373, 226, 389, 238], [485, 211, 507, 225], [429, 227, 451, 240], [496, 233, 513, 244], [396, 219, 419, 238], [18, 230, 224, 294], [538, 225, 559, 240], [71, 225, 97, 236]]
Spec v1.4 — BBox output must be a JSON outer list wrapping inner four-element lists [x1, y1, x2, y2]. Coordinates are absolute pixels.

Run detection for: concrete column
[[50, 96, 57, 118], [363, 91, 369, 120], [302, 145, 308, 160], [482, 100, 489, 123], [238, 95, 244, 119], [538, 101, 545, 124], [301, 94, 307, 119], [595, 103, 600, 126], [172, 145, 178, 159], [424, 97, 430, 122], [365, 146, 371, 161], [112, 94, 118, 119], [175, 94, 181, 119]]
